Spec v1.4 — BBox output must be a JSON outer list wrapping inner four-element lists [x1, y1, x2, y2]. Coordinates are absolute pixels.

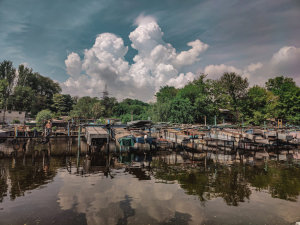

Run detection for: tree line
[[150, 73, 300, 125], [1, 60, 299, 125]]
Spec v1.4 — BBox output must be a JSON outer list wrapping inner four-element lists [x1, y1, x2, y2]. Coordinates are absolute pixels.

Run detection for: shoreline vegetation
[[1, 60, 299, 125]]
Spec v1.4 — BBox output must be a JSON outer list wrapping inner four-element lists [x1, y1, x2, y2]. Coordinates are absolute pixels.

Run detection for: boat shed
[[85, 127, 109, 145]]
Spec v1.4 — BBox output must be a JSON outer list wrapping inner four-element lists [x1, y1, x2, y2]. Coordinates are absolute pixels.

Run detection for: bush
[[12, 119, 21, 124], [36, 110, 52, 127], [31, 127, 43, 132], [100, 117, 106, 124], [52, 126, 57, 131]]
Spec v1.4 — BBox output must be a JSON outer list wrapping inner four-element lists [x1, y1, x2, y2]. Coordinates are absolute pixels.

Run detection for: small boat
[[0, 129, 10, 137]]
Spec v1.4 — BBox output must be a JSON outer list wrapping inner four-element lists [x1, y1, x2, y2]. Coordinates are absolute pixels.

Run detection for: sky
[[0, 0, 299, 102]]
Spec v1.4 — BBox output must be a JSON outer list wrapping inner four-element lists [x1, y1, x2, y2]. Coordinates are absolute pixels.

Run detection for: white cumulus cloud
[[270, 46, 300, 79], [65, 52, 82, 79], [204, 64, 243, 80], [61, 17, 208, 101], [245, 62, 263, 72]]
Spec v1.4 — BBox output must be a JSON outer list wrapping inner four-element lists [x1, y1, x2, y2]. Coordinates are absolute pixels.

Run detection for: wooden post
[[242, 117, 244, 133], [48, 142, 51, 156], [204, 116, 206, 126], [107, 119, 110, 157], [77, 126, 81, 171]]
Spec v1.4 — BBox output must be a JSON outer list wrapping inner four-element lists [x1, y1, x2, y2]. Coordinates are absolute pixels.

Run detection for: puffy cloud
[[174, 40, 209, 68], [167, 72, 196, 88], [61, 18, 208, 101], [245, 62, 263, 72], [20, 62, 29, 68], [57, 168, 205, 225], [134, 13, 157, 26], [204, 64, 243, 80], [203, 62, 267, 86], [270, 46, 300, 78], [65, 52, 82, 79]]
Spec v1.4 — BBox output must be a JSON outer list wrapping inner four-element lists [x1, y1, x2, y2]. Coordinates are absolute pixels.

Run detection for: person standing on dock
[[46, 121, 52, 136]]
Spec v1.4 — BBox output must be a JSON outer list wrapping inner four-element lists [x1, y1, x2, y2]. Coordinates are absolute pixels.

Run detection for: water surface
[[0, 148, 300, 225]]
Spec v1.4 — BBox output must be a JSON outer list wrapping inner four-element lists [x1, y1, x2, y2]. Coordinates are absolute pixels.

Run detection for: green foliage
[[92, 102, 105, 118], [11, 86, 35, 111], [217, 72, 249, 122], [100, 117, 106, 124], [52, 126, 57, 131], [118, 113, 148, 124], [169, 96, 194, 124], [36, 110, 52, 127], [52, 94, 73, 115], [241, 85, 278, 125], [155, 86, 179, 103], [31, 127, 42, 132], [0, 61, 61, 115], [2, 60, 300, 126], [112, 98, 149, 122], [70, 96, 98, 118], [0, 61, 16, 109], [12, 119, 20, 124], [148, 102, 171, 122], [0, 79, 8, 108]]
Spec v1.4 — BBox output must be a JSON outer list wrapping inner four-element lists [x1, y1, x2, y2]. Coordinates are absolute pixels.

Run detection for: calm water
[[0, 147, 300, 225]]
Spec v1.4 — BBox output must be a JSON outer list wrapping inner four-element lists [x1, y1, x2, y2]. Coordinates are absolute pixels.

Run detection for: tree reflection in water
[[153, 153, 300, 206], [0, 150, 299, 208], [0, 154, 63, 202]]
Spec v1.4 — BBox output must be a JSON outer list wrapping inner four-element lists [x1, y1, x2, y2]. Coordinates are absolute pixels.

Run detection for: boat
[[0, 129, 10, 137]]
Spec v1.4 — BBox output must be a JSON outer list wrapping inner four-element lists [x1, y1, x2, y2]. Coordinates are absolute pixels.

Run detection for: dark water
[[0, 148, 300, 225]]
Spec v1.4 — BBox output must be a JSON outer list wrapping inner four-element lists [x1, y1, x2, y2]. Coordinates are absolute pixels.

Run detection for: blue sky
[[1, 0, 299, 101]]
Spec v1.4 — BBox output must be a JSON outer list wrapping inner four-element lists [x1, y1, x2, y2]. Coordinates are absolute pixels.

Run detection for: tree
[[52, 93, 66, 114], [265, 76, 300, 124], [62, 94, 74, 113], [16, 64, 34, 87], [11, 86, 35, 111], [149, 102, 171, 122], [36, 110, 52, 127], [155, 86, 179, 103], [72, 96, 79, 104], [241, 85, 278, 125], [70, 96, 98, 118], [112, 102, 130, 117], [92, 102, 105, 118], [265, 76, 295, 94], [0, 61, 16, 109], [0, 79, 8, 109], [169, 96, 194, 124], [218, 72, 249, 122]]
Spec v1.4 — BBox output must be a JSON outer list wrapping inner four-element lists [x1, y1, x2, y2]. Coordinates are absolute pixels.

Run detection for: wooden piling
[[77, 126, 81, 171]]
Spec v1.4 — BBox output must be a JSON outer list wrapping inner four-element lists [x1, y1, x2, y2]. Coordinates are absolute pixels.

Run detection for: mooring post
[[77, 125, 81, 171], [48, 142, 51, 156], [107, 119, 110, 158], [242, 118, 244, 132]]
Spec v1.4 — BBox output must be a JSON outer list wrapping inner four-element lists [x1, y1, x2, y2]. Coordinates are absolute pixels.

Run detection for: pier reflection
[[0, 147, 299, 224]]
